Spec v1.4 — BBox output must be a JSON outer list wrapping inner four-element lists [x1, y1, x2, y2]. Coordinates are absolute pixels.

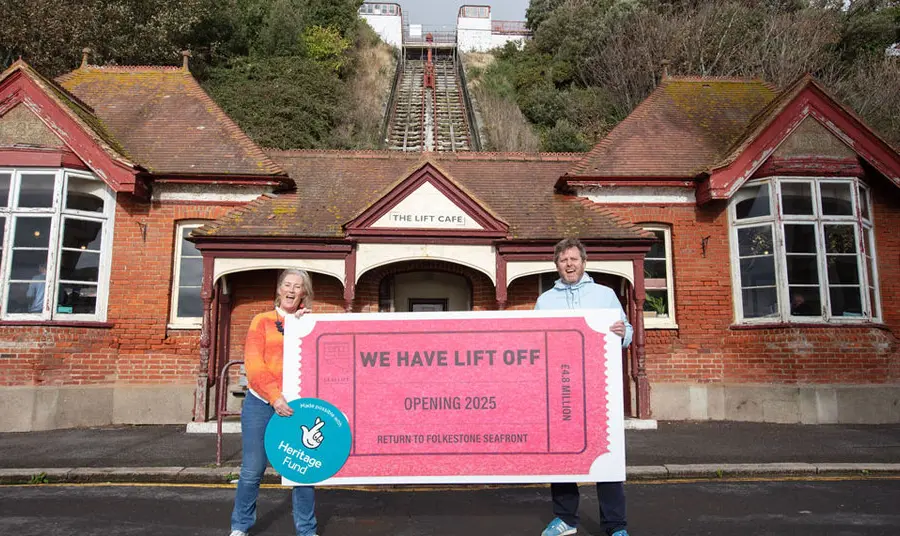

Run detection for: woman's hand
[[293, 307, 312, 318], [273, 396, 293, 417]]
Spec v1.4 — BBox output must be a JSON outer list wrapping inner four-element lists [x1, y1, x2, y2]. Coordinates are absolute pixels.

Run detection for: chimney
[[81, 48, 91, 68], [661, 59, 670, 80], [182, 50, 192, 71]]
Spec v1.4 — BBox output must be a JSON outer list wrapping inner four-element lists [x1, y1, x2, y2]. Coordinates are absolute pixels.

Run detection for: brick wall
[[0, 196, 235, 387]]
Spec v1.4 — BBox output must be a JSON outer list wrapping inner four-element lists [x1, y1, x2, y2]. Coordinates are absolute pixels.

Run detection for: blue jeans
[[551, 481, 626, 535], [231, 392, 317, 536]]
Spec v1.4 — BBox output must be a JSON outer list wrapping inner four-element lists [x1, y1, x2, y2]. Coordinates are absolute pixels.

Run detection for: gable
[[0, 104, 63, 148], [700, 77, 900, 202], [369, 181, 485, 230], [345, 162, 508, 238], [774, 117, 855, 159]]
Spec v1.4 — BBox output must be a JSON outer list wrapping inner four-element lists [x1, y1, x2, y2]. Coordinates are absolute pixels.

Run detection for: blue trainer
[[610, 530, 629, 536], [542, 517, 577, 536]]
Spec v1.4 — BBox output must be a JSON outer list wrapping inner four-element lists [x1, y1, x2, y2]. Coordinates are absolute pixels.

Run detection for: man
[[535, 238, 632, 536]]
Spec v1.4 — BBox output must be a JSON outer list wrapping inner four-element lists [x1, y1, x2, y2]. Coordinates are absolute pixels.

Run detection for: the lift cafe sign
[[280, 310, 626, 486], [383, 211, 468, 228]]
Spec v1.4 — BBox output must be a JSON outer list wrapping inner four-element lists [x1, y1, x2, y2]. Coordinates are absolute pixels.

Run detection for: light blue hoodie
[[534, 273, 633, 348]]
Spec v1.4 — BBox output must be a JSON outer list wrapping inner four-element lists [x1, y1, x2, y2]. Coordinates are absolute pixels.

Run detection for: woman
[[230, 269, 318, 536]]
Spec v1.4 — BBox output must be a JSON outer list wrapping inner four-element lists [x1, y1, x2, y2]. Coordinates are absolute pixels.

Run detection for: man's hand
[[273, 396, 293, 417], [610, 320, 626, 338]]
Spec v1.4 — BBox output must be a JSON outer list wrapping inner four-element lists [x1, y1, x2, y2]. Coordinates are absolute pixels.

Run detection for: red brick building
[[1, 58, 898, 431]]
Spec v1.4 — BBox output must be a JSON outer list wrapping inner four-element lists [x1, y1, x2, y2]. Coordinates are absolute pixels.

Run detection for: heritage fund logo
[[264, 398, 351, 484]]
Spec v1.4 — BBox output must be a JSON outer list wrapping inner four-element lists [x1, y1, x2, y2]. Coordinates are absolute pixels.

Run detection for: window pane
[[181, 227, 200, 257], [55, 282, 97, 314], [0, 217, 5, 268], [858, 185, 870, 220], [786, 255, 818, 285], [830, 286, 863, 317], [62, 219, 103, 250], [789, 286, 820, 316], [784, 224, 816, 253], [643, 289, 668, 316], [827, 257, 860, 284], [742, 287, 778, 318], [16, 174, 55, 208], [14, 217, 51, 247], [9, 249, 49, 280], [781, 182, 813, 215], [737, 226, 773, 257], [179, 257, 203, 287], [644, 259, 667, 279], [824, 225, 856, 254], [647, 230, 665, 258], [59, 250, 100, 282], [6, 282, 43, 314], [735, 184, 771, 219], [0, 173, 10, 207], [820, 183, 853, 216], [66, 177, 105, 213], [740, 257, 776, 287], [177, 286, 204, 317]]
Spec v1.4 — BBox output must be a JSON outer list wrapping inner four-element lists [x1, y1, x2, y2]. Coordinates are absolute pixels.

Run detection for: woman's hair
[[274, 269, 314, 309], [554, 237, 587, 263]]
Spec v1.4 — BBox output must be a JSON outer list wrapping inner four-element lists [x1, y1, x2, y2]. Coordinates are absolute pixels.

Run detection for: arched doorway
[[381, 271, 471, 312]]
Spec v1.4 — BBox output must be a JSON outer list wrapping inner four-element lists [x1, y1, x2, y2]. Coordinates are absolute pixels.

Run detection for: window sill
[[167, 323, 202, 331], [644, 320, 679, 330], [730, 321, 890, 331], [0, 320, 114, 329]]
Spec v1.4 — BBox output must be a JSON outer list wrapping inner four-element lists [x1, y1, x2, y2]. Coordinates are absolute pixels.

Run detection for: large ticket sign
[[282, 309, 625, 485]]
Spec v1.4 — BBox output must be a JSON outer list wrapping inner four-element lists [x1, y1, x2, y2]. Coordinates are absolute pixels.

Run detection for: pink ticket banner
[[282, 309, 625, 485]]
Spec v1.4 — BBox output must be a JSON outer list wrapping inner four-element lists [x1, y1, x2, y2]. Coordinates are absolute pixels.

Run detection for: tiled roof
[[194, 151, 650, 241], [567, 77, 778, 178], [56, 65, 285, 177]]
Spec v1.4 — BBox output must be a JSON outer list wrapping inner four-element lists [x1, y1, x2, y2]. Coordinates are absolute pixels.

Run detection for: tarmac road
[[2, 477, 899, 536]]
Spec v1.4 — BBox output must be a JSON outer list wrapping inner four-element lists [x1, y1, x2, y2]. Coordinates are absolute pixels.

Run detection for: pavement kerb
[[2, 464, 899, 485]]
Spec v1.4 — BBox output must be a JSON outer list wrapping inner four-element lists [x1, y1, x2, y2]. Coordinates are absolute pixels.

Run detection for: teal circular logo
[[264, 398, 351, 484]]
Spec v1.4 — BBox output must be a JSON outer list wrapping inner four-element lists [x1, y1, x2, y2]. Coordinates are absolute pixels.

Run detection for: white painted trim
[[151, 183, 273, 203], [507, 260, 634, 285], [576, 186, 696, 204], [356, 243, 496, 284], [213, 258, 346, 285]]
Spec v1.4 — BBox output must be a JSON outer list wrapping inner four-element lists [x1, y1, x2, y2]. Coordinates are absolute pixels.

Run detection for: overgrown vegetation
[[0, 0, 395, 150], [474, 0, 900, 152]]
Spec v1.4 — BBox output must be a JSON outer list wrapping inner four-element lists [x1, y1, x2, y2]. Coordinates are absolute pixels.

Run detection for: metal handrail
[[216, 359, 245, 466]]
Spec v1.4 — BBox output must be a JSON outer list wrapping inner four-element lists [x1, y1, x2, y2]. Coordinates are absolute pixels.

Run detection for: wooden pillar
[[193, 255, 215, 422], [495, 254, 507, 310], [344, 247, 357, 312], [631, 257, 650, 419]]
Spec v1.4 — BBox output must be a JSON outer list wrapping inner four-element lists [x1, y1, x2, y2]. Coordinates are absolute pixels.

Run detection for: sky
[[395, 0, 530, 30]]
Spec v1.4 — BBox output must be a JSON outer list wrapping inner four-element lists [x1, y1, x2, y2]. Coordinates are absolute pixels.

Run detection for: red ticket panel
[[283, 310, 625, 484]]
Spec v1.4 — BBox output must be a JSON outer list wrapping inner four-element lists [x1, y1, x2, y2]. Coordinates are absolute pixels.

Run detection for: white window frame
[[642, 225, 677, 329], [168, 220, 207, 329], [0, 167, 115, 322], [729, 176, 880, 325]]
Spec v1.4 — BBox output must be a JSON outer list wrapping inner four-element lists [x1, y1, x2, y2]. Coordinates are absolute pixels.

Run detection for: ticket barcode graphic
[[282, 309, 625, 486]]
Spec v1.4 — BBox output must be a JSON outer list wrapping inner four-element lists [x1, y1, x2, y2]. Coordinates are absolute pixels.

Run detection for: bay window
[[730, 177, 879, 323], [0, 168, 114, 321]]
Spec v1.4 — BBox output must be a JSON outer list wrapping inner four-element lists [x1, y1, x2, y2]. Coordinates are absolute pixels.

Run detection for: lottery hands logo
[[301, 417, 326, 449]]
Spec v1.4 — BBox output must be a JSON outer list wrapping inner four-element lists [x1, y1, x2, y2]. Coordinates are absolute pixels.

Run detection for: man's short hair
[[554, 238, 587, 263]]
